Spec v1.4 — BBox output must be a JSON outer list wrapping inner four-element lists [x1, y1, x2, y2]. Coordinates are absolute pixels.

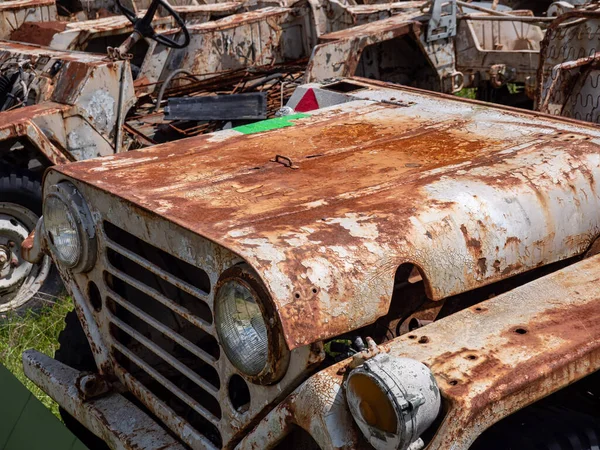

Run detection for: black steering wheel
[[116, 0, 190, 49]]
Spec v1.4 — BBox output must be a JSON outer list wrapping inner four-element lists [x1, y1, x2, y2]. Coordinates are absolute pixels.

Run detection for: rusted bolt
[[80, 375, 97, 393], [78, 374, 110, 399], [418, 336, 430, 344], [8, 241, 15, 248]]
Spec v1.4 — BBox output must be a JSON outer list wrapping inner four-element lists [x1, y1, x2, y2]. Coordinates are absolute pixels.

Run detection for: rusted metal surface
[[0, 41, 136, 160], [40, 168, 327, 448], [45, 3, 247, 51], [160, 6, 315, 79], [51, 80, 600, 350], [0, 102, 71, 165], [455, 15, 542, 84], [536, 7, 600, 123], [310, 0, 426, 35], [306, 14, 425, 83], [23, 350, 187, 450], [236, 253, 600, 449], [0, 0, 57, 39], [306, 3, 545, 92]]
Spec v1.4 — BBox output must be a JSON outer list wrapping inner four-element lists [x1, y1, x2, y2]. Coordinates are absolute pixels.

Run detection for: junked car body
[[21, 76, 600, 450], [1, 0, 557, 313]]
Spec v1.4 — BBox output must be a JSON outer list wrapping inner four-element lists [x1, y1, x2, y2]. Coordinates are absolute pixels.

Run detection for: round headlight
[[44, 195, 80, 267], [215, 265, 289, 384], [345, 354, 441, 450], [215, 279, 268, 375], [43, 181, 96, 272]]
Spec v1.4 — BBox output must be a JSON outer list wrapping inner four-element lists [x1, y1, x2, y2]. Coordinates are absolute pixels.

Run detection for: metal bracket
[[271, 155, 299, 169], [427, 0, 457, 42]]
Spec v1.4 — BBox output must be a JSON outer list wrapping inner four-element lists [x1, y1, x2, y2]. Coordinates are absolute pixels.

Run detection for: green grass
[[0, 297, 73, 418], [455, 87, 477, 99]]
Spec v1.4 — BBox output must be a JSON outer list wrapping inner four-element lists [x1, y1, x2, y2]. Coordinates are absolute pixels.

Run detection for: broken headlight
[[44, 181, 96, 272], [215, 265, 289, 384], [345, 354, 441, 450]]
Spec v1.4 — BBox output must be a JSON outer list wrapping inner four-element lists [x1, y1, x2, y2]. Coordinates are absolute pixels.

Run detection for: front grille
[[102, 221, 223, 449]]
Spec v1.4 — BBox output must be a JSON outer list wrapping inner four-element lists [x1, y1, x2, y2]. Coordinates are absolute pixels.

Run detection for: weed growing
[[0, 296, 73, 418]]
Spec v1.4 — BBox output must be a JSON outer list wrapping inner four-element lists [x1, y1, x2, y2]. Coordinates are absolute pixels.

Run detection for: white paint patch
[[90, 156, 159, 171], [240, 237, 293, 303], [83, 89, 115, 133], [325, 213, 379, 239], [67, 130, 99, 160]]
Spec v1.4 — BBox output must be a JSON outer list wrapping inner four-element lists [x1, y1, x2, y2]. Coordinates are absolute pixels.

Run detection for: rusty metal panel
[[52, 82, 600, 350], [161, 7, 315, 80], [455, 17, 542, 84], [0, 0, 57, 39], [237, 253, 600, 449], [0, 102, 71, 165], [306, 14, 422, 83], [47, 3, 245, 51], [537, 8, 600, 123]]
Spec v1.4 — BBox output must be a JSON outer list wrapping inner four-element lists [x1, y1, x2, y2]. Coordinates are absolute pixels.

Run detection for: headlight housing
[[345, 354, 441, 450], [44, 181, 96, 272], [215, 264, 289, 384]]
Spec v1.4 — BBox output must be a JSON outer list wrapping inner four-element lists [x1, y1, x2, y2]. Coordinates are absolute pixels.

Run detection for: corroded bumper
[[24, 254, 600, 450]]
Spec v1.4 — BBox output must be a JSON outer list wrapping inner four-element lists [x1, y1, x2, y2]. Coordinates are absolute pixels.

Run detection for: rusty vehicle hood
[[52, 86, 600, 349]]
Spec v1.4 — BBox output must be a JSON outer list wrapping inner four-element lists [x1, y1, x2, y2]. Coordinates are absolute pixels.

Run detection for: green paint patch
[[233, 113, 310, 135]]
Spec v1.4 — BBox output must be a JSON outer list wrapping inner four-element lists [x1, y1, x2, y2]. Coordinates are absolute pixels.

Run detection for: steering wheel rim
[[115, 0, 190, 49]]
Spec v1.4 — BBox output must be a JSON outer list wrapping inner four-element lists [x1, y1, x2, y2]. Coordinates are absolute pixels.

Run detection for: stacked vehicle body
[[3, 1, 600, 449]]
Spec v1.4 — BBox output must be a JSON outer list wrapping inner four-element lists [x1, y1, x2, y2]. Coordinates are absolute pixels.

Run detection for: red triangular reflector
[[295, 88, 319, 112]]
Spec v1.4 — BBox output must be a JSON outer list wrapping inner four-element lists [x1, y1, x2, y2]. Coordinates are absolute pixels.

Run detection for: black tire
[[55, 310, 110, 450], [0, 170, 63, 315]]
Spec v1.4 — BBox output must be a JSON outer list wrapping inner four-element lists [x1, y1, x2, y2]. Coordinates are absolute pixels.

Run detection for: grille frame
[[46, 176, 323, 449], [102, 220, 226, 449]]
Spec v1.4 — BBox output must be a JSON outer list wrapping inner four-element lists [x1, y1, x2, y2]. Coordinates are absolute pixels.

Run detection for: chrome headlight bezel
[[43, 181, 97, 273], [215, 264, 289, 385]]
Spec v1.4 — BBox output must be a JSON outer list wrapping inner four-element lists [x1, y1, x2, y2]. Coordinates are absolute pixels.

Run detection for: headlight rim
[[44, 181, 97, 273], [215, 264, 290, 386], [344, 354, 441, 450]]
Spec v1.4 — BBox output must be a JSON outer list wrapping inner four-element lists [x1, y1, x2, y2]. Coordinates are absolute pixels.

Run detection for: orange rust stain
[[435, 299, 600, 420], [53, 61, 90, 103]]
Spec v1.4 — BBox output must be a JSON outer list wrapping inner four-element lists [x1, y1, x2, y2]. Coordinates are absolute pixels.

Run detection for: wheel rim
[[0, 202, 51, 313]]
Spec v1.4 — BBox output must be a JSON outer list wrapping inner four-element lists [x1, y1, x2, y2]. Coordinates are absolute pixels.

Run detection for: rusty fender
[[237, 254, 600, 450], [0, 102, 72, 165]]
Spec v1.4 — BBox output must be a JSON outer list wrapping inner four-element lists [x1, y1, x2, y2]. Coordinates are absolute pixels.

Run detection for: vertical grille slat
[[106, 289, 217, 365], [112, 341, 221, 425], [101, 221, 223, 448], [110, 316, 219, 396]]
